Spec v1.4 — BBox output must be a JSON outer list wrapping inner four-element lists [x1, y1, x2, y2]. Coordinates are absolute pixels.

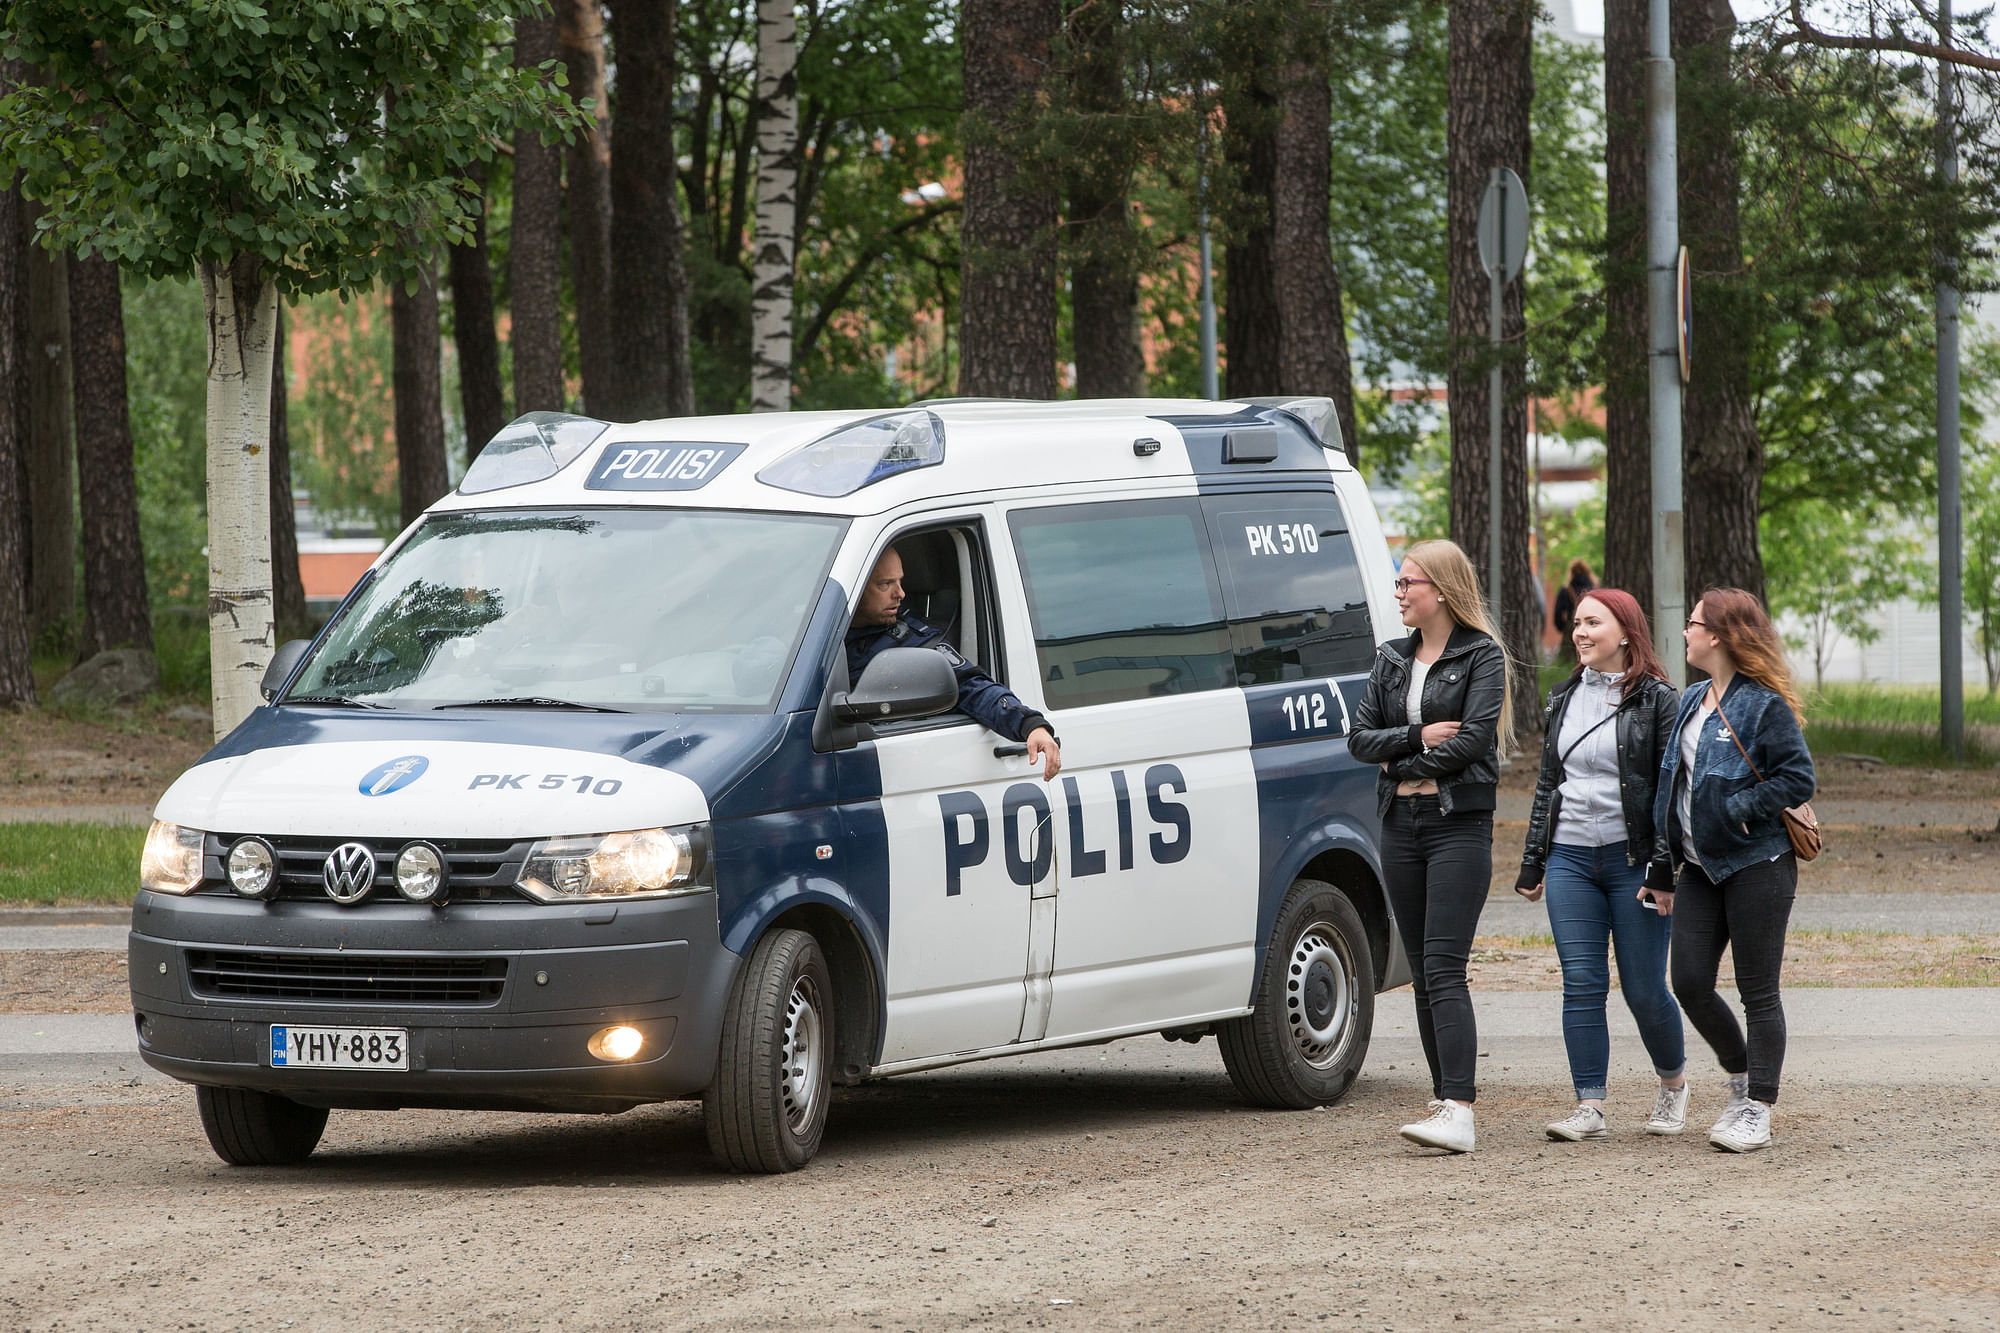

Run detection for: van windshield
[[284, 508, 847, 712]]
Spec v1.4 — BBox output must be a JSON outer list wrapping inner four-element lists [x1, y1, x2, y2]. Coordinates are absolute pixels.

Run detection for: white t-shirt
[[1676, 695, 1716, 864], [1406, 657, 1431, 728]]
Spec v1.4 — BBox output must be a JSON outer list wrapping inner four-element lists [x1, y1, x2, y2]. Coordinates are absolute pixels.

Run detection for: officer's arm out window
[[285, 508, 846, 712], [1202, 495, 1376, 684], [1010, 499, 1234, 709]]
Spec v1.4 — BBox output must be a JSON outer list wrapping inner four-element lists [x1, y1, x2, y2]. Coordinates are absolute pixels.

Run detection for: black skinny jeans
[[1381, 795, 1492, 1104], [1670, 852, 1798, 1105]]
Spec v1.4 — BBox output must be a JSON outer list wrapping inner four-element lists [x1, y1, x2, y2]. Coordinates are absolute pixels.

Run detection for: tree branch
[[795, 202, 960, 364], [1773, 0, 2000, 72]]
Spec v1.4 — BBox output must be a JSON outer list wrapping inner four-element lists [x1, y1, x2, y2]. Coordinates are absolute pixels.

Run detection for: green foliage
[[1538, 479, 1606, 596], [1762, 498, 1924, 689], [1961, 439, 2000, 693], [1, 0, 586, 295], [290, 292, 402, 538], [122, 277, 210, 607], [0, 822, 146, 905]]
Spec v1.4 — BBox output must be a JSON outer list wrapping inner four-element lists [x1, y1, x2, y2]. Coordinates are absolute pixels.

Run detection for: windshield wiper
[[282, 695, 391, 709], [431, 696, 629, 713]]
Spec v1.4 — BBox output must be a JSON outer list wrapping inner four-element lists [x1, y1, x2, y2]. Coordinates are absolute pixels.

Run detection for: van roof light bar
[[756, 409, 945, 497], [458, 412, 611, 495]]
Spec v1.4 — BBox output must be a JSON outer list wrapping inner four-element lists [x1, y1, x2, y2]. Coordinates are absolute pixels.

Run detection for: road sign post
[[1478, 167, 1528, 627]]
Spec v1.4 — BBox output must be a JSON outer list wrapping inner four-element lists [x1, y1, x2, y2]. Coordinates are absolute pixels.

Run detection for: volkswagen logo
[[322, 843, 377, 904]]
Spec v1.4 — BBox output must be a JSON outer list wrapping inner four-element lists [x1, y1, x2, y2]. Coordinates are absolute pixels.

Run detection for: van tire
[[704, 928, 834, 1173], [1217, 879, 1375, 1109], [195, 1086, 329, 1165]]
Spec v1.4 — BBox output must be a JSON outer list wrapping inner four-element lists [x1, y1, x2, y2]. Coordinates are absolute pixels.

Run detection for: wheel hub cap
[[780, 976, 825, 1133], [1285, 928, 1352, 1069]]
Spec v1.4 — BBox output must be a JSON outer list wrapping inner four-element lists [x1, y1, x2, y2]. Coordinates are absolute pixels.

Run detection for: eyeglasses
[[1685, 617, 1706, 629], [1393, 577, 1435, 593]]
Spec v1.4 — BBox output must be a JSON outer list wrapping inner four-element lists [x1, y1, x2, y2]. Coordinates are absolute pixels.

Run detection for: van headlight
[[516, 825, 709, 902], [141, 821, 206, 895]]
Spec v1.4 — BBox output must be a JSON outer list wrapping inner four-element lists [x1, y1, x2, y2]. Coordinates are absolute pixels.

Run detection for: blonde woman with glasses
[[1348, 539, 1512, 1153]]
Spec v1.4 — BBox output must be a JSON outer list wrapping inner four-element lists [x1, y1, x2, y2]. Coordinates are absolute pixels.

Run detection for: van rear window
[[1203, 495, 1376, 682], [1010, 500, 1235, 709]]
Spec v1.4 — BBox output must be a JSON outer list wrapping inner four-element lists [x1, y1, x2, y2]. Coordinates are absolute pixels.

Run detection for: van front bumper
[[127, 889, 737, 1113]]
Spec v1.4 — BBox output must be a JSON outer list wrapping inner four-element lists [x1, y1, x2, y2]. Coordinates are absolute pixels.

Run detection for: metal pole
[[1489, 168, 1505, 626], [1939, 0, 1965, 760], [1647, 0, 1686, 686], [1199, 112, 1218, 400]]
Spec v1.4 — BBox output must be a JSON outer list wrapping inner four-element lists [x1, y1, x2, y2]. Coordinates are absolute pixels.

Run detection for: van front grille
[[185, 949, 507, 1005]]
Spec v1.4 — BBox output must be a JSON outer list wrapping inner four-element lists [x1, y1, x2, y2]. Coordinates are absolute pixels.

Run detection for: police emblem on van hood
[[154, 740, 709, 841]]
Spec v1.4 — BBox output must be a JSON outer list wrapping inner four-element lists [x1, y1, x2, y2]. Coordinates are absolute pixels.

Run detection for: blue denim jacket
[[1651, 675, 1816, 883]]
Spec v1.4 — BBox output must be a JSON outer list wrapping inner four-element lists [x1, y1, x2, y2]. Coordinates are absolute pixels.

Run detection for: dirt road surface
[[6, 991, 1995, 1332]]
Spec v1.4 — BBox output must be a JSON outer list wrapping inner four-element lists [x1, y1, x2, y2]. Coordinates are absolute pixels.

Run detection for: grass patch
[[1807, 682, 2000, 728], [1804, 720, 1997, 769], [0, 823, 144, 906]]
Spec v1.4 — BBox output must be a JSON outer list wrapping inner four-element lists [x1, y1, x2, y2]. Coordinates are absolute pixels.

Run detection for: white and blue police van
[[131, 396, 1410, 1172]]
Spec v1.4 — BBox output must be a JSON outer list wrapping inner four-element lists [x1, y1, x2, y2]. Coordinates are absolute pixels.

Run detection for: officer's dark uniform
[[844, 610, 1055, 744]]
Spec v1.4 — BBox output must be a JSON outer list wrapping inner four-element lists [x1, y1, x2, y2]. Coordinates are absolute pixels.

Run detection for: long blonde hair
[[1401, 539, 1515, 746], [1698, 587, 1806, 724]]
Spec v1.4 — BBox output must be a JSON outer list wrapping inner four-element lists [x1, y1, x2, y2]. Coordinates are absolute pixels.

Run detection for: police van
[[131, 397, 1410, 1173]]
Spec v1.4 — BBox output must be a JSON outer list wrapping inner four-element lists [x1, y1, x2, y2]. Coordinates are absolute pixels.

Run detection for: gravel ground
[[3, 992, 1995, 1332]]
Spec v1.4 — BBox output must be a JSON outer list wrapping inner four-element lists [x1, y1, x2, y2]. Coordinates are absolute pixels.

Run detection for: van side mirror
[[261, 640, 312, 702], [834, 647, 958, 724]]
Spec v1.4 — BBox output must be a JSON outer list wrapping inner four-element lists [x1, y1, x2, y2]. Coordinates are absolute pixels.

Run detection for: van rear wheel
[[704, 928, 833, 1173], [1218, 879, 1374, 1109], [195, 1085, 328, 1165]]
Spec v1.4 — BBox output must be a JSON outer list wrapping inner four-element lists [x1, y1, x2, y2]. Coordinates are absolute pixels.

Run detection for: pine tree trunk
[[958, 0, 1060, 399], [69, 254, 152, 659], [1446, 0, 1539, 742], [1674, 0, 1763, 604], [0, 170, 35, 705], [393, 259, 450, 530], [1600, 0, 1652, 607], [268, 301, 308, 642], [750, 0, 800, 413], [1065, 0, 1143, 399], [1222, 33, 1282, 400], [448, 164, 506, 458], [513, 13, 567, 417], [557, 0, 614, 418], [1273, 56, 1358, 462], [23, 198, 73, 648], [606, 0, 695, 420], [198, 255, 277, 738]]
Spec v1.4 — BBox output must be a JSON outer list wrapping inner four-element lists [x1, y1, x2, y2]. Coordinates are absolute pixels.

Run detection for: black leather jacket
[[1348, 626, 1507, 818], [1517, 670, 1679, 891]]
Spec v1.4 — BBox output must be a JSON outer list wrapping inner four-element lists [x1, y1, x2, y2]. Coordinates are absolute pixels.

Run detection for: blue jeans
[[1544, 841, 1685, 1101]]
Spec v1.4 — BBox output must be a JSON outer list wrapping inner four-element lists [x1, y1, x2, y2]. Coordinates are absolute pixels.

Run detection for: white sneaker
[[1709, 1100, 1772, 1153], [1546, 1104, 1607, 1141], [1645, 1083, 1690, 1136], [1710, 1074, 1751, 1137], [1400, 1099, 1476, 1153]]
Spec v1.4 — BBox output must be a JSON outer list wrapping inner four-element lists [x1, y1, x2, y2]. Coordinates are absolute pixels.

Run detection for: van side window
[[1204, 494, 1375, 683], [1010, 499, 1235, 708]]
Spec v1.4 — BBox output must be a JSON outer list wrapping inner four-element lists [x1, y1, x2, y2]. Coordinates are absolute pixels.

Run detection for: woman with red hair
[[1517, 588, 1688, 1142]]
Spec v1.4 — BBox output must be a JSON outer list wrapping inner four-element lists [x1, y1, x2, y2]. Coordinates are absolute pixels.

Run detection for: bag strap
[[1710, 689, 1766, 783], [1557, 708, 1618, 770]]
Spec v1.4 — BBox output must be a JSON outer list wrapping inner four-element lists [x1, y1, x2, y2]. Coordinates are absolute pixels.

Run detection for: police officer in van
[[846, 546, 1063, 781]]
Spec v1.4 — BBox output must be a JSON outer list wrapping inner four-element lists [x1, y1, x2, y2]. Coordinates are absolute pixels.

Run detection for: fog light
[[226, 838, 278, 899], [588, 1025, 644, 1061], [394, 842, 447, 904]]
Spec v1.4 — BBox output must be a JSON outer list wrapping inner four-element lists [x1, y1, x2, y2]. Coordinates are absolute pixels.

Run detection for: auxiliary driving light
[[394, 842, 447, 904], [225, 837, 279, 899], [588, 1025, 644, 1062]]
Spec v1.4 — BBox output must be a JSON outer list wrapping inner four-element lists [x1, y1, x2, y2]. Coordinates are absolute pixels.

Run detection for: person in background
[[1551, 559, 1598, 662], [1653, 588, 1816, 1154], [1349, 539, 1511, 1154], [1516, 589, 1687, 1142]]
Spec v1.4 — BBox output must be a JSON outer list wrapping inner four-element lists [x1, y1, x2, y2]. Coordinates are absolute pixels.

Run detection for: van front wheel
[[1218, 879, 1375, 1109], [195, 1085, 328, 1165], [704, 928, 833, 1173]]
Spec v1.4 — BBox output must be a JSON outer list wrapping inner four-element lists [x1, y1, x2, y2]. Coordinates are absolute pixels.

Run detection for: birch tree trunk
[[199, 255, 278, 739], [749, 0, 799, 413]]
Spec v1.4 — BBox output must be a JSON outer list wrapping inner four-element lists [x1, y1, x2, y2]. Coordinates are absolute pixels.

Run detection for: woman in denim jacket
[[1516, 589, 1687, 1143], [1652, 588, 1816, 1153]]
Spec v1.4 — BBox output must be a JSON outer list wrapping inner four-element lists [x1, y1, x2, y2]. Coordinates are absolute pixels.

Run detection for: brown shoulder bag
[[1713, 699, 1821, 862]]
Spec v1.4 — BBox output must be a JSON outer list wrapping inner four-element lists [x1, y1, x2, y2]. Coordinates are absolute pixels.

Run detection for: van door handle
[[992, 742, 1028, 758]]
